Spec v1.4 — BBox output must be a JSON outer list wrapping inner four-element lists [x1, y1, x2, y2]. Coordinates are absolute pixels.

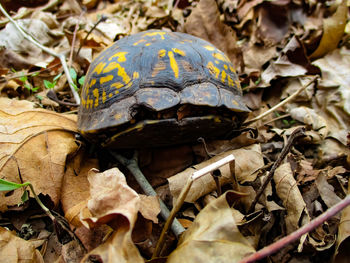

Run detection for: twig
[[68, 9, 86, 67], [152, 154, 235, 258], [240, 194, 350, 263], [109, 151, 185, 238], [248, 127, 306, 213], [0, 0, 61, 27], [244, 76, 317, 125], [0, 4, 80, 104], [75, 15, 107, 60]]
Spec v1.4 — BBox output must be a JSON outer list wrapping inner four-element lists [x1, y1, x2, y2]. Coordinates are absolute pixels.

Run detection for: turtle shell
[[78, 30, 249, 148]]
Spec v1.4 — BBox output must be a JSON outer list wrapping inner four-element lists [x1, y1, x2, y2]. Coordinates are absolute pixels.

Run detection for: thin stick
[[110, 151, 185, 238], [0, 4, 80, 104], [240, 195, 350, 263], [152, 154, 235, 258], [244, 76, 317, 125], [248, 127, 306, 213]]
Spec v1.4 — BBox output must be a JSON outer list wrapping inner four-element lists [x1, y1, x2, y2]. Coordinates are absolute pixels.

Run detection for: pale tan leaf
[[168, 144, 264, 204], [0, 98, 78, 211], [167, 191, 255, 263], [0, 226, 44, 263], [334, 178, 350, 262], [310, 0, 347, 59], [81, 168, 144, 263], [184, 0, 241, 67]]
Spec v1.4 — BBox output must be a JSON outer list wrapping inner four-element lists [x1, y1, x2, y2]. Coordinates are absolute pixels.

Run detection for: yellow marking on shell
[[221, 70, 227, 83], [223, 64, 228, 70], [172, 48, 186, 56], [168, 51, 179, 78], [109, 51, 128, 62], [115, 64, 131, 84], [103, 62, 119, 73], [212, 52, 230, 62], [82, 98, 86, 107], [85, 79, 97, 96], [133, 39, 146, 46], [214, 116, 222, 123], [227, 75, 234, 87], [114, 113, 123, 120], [158, 49, 166, 57], [102, 90, 106, 103], [87, 96, 94, 109], [215, 60, 220, 64], [145, 43, 151, 46], [179, 41, 185, 44], [235, 80, 240, 87], [115, 90, 119, 94], [124, 81, 133, 89], [93, 62, 106, 74], [207, 61, 220, 79], [232, 99, 239, 106], [93, 88, 99, 107], [109, 93, 113, 98], [100, 75, 114, 84], [229, 65, 236, 73], [143, 31, 166, 39], [111, 82, 124, 89], [133, 72, 140, 79], [183, 39, 193, 43], [204, 45, 216, 51]]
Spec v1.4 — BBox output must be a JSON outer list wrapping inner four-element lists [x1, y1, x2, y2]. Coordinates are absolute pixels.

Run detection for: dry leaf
[[62, 153, 98, 227], [81, 168, 144, 263], [0, 19, 60, 68], [334, 178, 350, 262], [315, 173, 342, 210], [0, 98, 78, 211], [167, 191, 255, 263], [184, 0, 241, 67], [168, 144, 264, 204], [0, 226, 44, 263], [312, 47, 350, 145], [310, 0, 347, 59], [274, 162, 310, 250]]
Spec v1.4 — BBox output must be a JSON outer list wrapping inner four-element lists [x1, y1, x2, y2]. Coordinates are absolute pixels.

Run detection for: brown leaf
[[334, 178, 350, 261], [0, 98, 78, 211], [311, 47, 350, 145], [81, 168, 140, 229], [184, 0, 242, 67], [310, 0, 348, 59], [168, 144, 264, 204], [167, 191, 255, 262], [81, 168, 144, 263], [139, 195, 160, 224], [62, 152, 98, 227], [315, 173, 342, 210], [274, 163, 310, 250], [0, 226, 44, 263]]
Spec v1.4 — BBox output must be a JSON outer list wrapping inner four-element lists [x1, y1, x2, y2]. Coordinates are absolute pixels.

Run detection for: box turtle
[[78, 30, 249, 148]]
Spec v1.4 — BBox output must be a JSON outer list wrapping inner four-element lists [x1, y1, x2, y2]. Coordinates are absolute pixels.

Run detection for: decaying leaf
[[168, 144, 264, 204], [184, 0, 241, 67], [0, 19, 61, 68], [81, 168, 144, 263], [310, 0, 348, 59], [274, 162, 310, 250], [0, 226, 44, 263], [334, 180, 350, 262], [312, 47, 350, 145], [167, 191, 255, 263], [0, 98, 78, 211]]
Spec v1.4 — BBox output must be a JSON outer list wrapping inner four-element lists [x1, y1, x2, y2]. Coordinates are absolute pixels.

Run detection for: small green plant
[[14, 70, 40, 92], [69, 68, 85, 91], [0, 179, 54, 220], [43, 73, 62, 89]]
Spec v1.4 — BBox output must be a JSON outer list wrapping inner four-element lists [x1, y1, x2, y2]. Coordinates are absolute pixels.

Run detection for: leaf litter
[[0, 0, 349, 262]]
